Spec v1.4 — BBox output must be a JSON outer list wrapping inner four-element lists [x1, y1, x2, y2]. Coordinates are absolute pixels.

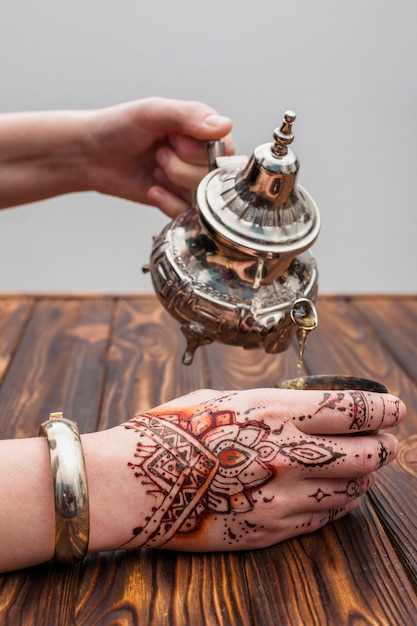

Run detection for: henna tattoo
[[334, 477, 365, 498], [123, 410, 280, 547], [216, 514, 265, 545], [293, 414, 313, 423], [391, 399, 401, 425], [377, 440, 390, 468], [316, 390, 373, 431], [320, 507, 347, 524], [122, 405, 347, 548], [310, 488, 331, 502], [123, 416, 218, 547], [294, 509, 348, 531], [278, 441, 345, 467], [294, 392, 400, 433], [317, 391, 344, 412], [310, 477, 366, 504]]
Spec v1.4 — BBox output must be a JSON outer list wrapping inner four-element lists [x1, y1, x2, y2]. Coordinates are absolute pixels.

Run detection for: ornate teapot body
[[144, 112, 320, 364]]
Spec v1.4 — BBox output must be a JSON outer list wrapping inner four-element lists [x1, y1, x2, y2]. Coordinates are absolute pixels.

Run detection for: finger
[[127, 97, 233, 141], [276, 389, 405, 435], [156, 147, 209, 190], [169, 133, 235, 164], [146, 185, 191, 218], [287, 473, 376, 514], [274, 432, 399, 479], [152, 166, 191, 201], [287, 499, 359, 539]]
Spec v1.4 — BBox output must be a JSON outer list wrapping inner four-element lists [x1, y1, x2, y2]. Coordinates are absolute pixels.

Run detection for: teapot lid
[[196, 111, 320, 259]]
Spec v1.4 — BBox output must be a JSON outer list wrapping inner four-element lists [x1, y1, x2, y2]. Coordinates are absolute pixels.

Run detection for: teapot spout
[[291, 298, 318, 370], [290, 298, 318, 332]]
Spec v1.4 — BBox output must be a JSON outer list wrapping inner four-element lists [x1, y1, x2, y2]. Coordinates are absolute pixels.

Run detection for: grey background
[[0, 0, 415, 294]]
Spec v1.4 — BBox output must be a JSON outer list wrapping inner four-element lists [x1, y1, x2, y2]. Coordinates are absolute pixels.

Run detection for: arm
[[0, 387, 404, 572], [0, 111, 91, 209], [0, 97, 234, 216]]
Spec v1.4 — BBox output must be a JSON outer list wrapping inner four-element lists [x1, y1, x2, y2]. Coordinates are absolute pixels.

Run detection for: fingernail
[[204, 114, 231, 128]]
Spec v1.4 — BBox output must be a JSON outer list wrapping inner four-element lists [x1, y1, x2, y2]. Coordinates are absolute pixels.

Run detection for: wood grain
[[0, 297, 113, 438], [353, 296, 417, 381], [98, 297, 210, 430], [0, 298, 33, 384], [75, 550, 252, 626], [204, 339, 301, 391], [244, 500, 417, 625]]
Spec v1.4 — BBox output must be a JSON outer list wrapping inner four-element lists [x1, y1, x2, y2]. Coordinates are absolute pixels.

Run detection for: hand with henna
[[0, 386, 404, 571], [87, 387, 404, 554]]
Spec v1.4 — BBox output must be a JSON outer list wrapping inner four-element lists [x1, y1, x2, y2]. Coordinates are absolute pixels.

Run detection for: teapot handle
[[207, 140, 225, 171]]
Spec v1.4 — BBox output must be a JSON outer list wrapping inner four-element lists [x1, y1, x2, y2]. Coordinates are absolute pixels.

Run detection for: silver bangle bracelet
[[39, 412, 90, 563]]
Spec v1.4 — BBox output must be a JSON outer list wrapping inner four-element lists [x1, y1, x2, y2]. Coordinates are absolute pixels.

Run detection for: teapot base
[[146, 210, 318, 364]]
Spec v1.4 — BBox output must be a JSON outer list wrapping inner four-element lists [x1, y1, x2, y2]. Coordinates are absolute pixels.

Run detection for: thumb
[[133, 97, 233, 140]]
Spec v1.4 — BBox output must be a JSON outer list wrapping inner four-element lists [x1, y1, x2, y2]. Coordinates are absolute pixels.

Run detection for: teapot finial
[[272, 110, 296, 157]]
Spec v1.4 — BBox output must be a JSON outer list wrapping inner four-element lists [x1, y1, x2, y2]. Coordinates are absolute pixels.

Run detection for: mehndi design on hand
[[120, 390, 387, 549], [315, 390, 401, 431], [123, 408, 282, 548]]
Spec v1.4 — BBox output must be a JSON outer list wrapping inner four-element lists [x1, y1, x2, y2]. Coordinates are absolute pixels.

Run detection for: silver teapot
[[143, 111, 320, 364]]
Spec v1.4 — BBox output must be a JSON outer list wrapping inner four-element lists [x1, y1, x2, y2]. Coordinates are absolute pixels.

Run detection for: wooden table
[[0, 294, 417, 625]]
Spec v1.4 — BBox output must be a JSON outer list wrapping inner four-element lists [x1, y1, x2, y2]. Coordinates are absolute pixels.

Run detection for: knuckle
[[354, 449, 376, 474], [351, 437, 394, 473]]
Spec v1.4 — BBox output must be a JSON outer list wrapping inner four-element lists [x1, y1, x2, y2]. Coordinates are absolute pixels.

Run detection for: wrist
[[29, 110, 93, 195], [81, 426, 145, 554], [0, 436, 55, 572]]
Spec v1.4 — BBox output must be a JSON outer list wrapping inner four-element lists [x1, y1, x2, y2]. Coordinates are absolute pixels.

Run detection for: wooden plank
[[245, 499, 417, 625], [0, 297, 113, 439], [75, 550, 252, 626], [301, 296, 400, 384], [0, 298, 33, 384], [0, 560, 83, 626], [98, 296, 212, 430], [204, 340, 301, 391], [353, 296, 417, 382]]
